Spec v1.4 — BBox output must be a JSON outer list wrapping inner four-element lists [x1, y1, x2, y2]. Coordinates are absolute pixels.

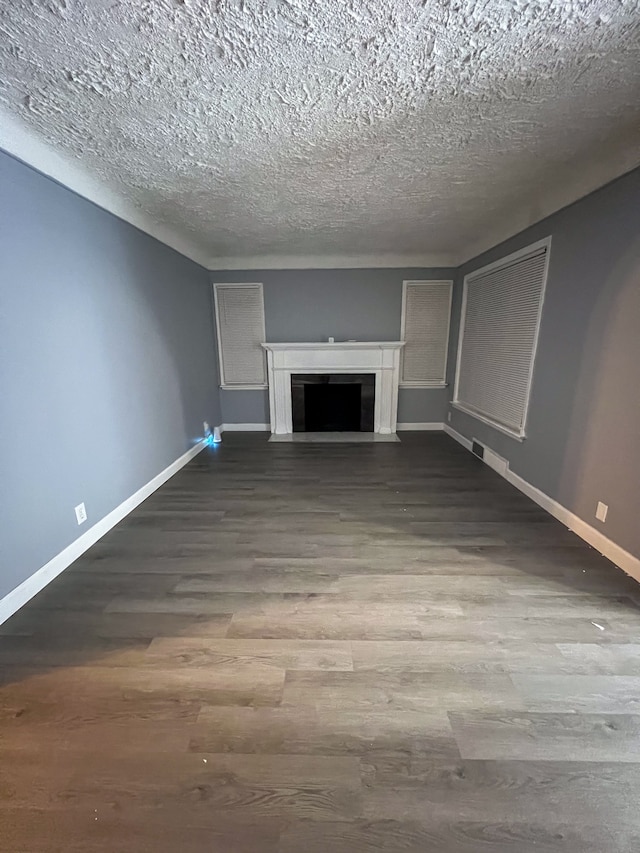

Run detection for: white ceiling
[[1, 0, 639, 269]]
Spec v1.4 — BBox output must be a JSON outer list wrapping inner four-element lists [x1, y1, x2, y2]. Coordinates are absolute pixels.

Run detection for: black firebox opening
[[291, 374, 375, 432]]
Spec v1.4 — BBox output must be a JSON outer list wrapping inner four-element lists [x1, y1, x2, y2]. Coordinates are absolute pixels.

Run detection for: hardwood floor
[[2, 432, 640, 852]]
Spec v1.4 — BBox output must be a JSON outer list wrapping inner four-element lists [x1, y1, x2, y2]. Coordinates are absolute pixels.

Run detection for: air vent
[[471, 440, 509, 477], [472, 440, 484, 459]]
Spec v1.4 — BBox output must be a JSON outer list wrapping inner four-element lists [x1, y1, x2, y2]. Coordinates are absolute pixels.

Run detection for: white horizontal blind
[[401, 281, 452, 386], [214, 283, 267, 387], [455, 243, 549, 436]]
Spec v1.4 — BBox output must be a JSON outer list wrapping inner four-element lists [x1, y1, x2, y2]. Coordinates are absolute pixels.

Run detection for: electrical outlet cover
[[75, 502, 87, 525], [595, 501, 608, 523]]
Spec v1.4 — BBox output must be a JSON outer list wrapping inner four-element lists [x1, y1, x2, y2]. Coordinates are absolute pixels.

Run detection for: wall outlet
[[75, 502, 87, 525], [447, 412, 452, 422], [595, 501, 608, 523], [203, 421, 210, 435]]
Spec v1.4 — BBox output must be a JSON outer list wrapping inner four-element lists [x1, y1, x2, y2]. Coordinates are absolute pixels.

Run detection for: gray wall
[[450, 167, 640, 560], [210, 268, 458, 425], [0, 150, 221, 599]]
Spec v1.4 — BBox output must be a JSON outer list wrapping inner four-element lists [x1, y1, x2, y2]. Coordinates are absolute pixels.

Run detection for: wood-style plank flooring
[[2, 432, 640, 852]]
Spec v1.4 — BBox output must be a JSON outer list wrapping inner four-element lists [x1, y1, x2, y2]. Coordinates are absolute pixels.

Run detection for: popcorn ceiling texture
[[1, 0, 639, 266]]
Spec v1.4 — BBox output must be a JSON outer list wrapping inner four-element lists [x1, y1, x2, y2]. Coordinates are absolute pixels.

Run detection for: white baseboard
[[397, 422, 444, 431], [504, 468, 640, 583], [478, 443, 509, 477], [443, 423, 473, 450], [0, 440, 208, 626], [444, 427, 640, 583], [221, 423, 270, 432]]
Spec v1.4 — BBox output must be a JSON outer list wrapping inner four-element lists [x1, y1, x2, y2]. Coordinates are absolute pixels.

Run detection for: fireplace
[[291, 374, 375, 432], [261, 342, 404, 436]]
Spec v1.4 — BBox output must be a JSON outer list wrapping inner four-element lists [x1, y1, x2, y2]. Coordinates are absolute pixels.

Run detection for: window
[[400, 280, 453, 387], [453, 238, 551, 438], [213, 283, 267, 389]]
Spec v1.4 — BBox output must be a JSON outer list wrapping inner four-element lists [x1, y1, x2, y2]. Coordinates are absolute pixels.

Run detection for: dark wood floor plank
[[192, 705, 457, 757], [1, 752, 361, 822], [351, 640, 577, 674], [449, 710, 640, 761], [0, 664, 283, 737], [361, 757, 640, 824], [282, 670, 524, 712], [2, 809, 283, 853], [511, 674, 640, 712], [457, 593, 640, 620], [0, 720, 192, 753], [0, 635, 151, 668], [174, 571, 339, 593], [336, 571, 640, 596], [0, 610, 232, 639], [277, 818, 635, 853], [227, 603, 464, 640], [70, 554, 256, 574], [555, 643, 640, 674], [143, 637, 353, 671]]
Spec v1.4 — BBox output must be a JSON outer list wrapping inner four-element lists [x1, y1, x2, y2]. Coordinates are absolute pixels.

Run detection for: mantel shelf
[[261, 341, 404, 350]]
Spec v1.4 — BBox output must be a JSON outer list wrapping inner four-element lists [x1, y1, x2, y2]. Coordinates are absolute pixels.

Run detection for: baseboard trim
[[504, 467, 640, 583], [472, 440, 509, 477], [397, 422, 444, 431], [0, 440, 208, 626], [221, 423, 270, 432], [443, 423, 473, 450], [445, 427, 640, 582]]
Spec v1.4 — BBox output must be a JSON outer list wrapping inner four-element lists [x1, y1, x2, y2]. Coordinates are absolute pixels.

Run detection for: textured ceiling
[[1, 0, 639, 268]]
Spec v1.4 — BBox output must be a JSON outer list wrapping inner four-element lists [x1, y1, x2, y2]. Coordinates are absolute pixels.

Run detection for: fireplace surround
[[261, 342, 404, 436]]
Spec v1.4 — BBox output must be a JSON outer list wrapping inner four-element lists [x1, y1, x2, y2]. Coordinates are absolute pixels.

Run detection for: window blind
[[214, 283, 267, 387], [454, 243, 549, 436], [401, 281, 453, 386]]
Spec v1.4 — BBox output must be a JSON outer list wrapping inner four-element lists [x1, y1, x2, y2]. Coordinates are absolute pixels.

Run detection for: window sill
[[399, 382, 448, 389], [220, 384, 268, 391], [451, 402, 525, 442]]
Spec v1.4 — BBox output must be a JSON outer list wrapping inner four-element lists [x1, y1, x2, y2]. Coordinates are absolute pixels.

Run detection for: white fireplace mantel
[[261, 341, 405, 436]]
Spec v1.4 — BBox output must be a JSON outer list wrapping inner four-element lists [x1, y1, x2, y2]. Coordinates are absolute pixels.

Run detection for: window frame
[[452, 237, 552, 440], [399, 279, 454, 389], [213, 282, 268, 390]]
